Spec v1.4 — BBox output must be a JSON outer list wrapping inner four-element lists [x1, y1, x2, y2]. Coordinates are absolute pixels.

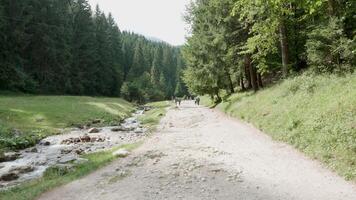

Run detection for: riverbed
[[0, 109, 148, 189]]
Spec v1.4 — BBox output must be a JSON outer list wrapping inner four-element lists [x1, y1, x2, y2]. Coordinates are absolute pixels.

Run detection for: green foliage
[[120, 32, 188, 102], [138, 101, 170, 130], [306, 17, 355, 73], [202, 73, 356, 181], [183, 0, 240, 96], [183, 0, 355, 97], [0, 95, 133, 151], [0, 0, 188, 100]]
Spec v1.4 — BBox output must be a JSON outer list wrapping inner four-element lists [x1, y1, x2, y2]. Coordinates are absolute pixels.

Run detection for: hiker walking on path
[[195, 97, 200, 105], [174, 97, 181, 106]]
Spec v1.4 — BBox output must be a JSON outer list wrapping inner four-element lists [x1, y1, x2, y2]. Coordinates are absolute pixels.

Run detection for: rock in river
[[88, 128, 101, 133], [0, 165, 35, 182], [9, 165, 35, 174], [39, 140, 51, 146], [58, 155, 78, 164], [0, 172, 19, 181], [113, 149, 130, 158], [0, 152, 21, 162]]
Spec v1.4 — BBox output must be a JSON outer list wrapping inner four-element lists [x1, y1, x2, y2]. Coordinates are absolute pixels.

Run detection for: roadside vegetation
[[201, 73, 356, 181], [138, 101, 171, 131], [0, 95, 134, 151], [183, 0, 355, 182]]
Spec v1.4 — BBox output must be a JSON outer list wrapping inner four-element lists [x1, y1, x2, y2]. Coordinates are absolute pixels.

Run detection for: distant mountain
[[146, 36, 166, 43]]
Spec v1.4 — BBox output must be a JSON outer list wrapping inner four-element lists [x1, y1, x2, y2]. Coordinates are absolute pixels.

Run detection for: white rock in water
[[88, 128, 100, 133], [58, 155, 77, 164], [112, 149, 130, 158]]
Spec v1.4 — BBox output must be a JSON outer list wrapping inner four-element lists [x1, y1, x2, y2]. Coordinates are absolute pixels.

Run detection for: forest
[[183, 0, 355, 102], [0, 0, 187, 102]]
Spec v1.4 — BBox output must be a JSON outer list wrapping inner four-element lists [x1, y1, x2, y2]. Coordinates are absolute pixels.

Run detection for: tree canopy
[[183, 0, 355, 101], [0, 0, 188, 102]]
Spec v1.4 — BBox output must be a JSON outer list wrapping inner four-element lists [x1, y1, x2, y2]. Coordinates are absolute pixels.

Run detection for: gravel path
[[38, 101, 356, 200]]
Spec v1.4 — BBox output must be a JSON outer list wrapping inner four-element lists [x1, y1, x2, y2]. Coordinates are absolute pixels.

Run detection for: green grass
[[202, 73, 356, 181], [0, 101, 171, 199], [0, 143, 141, 200], [138, 101, 171, 131], [0, 95, 134, 150]]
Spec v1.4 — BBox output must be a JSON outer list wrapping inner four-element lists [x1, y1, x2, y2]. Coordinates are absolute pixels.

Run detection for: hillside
[[202, 73, 356, 181], [0, 95, 134, 151]]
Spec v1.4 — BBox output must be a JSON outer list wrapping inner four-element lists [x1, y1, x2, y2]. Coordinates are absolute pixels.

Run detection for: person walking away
[[195, 97, 200, 105]]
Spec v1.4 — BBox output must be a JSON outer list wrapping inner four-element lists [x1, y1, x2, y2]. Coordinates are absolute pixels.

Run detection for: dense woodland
[[183, 0, 355, 102], [0, 0, 187, 102]]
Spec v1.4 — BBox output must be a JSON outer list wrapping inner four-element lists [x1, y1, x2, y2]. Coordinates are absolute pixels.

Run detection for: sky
[[88, 0, 191, 46]]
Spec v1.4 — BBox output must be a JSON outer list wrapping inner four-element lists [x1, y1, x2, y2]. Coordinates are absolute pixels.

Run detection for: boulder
[[74, 138, 81, 143], [90, 137, 98, 142], [0, 172, 19, 181], [75, 124, 85, 129], [92, 119, 103, 124], [30, 147, 38, 153], [88, 128, 100, 134], [80, 135, 91, 143], [120, 127, 135, 132], [74, 158, 88, 164], [0, 152, 21, 162], [134, 128, 144, 134], [113, 149, 130, 158], [61, 149, 72, 154], [40, 141, 51, 146], [111, 127, 121, 132], [75, 149, 84, 155], [9, 165, 35, 174], [58, 155, 77, 164]]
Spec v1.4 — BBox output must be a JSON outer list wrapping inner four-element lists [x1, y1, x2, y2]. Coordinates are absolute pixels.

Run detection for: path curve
[[39, 101, 356, 200]]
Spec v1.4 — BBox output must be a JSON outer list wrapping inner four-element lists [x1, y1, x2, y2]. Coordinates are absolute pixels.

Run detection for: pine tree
[[71, 0, 97, 95]]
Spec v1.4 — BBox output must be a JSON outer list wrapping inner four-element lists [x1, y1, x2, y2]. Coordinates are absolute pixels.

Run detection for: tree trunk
[[328, 0, 336, 16], [240, 73, 246, 91], [249, 63, 258, 92], [215, 90, 222, 104], [244, 55, 252, 89], [279, 19, 289, 77], [257, 73, 263, 88], [246, 54, 258, 91], [225, 69, 234, 94]]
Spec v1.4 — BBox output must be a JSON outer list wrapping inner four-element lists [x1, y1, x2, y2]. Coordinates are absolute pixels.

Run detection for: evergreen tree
[[0, 1, 188, 101], [70, 0, 97, 95]]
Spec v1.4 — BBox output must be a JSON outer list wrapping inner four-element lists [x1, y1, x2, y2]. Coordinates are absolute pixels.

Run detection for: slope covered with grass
[[202, 73, 356, 181], [0, 95, 134, 150]]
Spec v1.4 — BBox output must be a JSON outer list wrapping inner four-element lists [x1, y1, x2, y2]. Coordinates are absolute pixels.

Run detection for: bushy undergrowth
[[202, 73, 356, 181]]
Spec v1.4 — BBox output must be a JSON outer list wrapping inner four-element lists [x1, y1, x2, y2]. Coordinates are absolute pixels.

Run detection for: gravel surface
[[38, 101, 356, 200]]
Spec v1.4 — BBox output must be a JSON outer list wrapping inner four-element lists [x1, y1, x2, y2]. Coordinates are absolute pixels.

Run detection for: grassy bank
[[138, 101, 171, 131], [0, 101, 171, 200], [0, 143, 141, 200], [0, 95, 134, 150], [202, 73, 356, 181]]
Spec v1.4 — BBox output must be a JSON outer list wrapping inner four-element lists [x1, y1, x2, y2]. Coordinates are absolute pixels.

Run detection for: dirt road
[[39, 101, 356, 200]]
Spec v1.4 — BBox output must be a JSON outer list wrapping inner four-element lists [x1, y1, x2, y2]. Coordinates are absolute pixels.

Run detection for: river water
[[0, 109, 147, 189]]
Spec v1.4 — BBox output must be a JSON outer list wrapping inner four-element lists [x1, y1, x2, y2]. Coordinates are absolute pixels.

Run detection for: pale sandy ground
[[39, 101, 356, 200]]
